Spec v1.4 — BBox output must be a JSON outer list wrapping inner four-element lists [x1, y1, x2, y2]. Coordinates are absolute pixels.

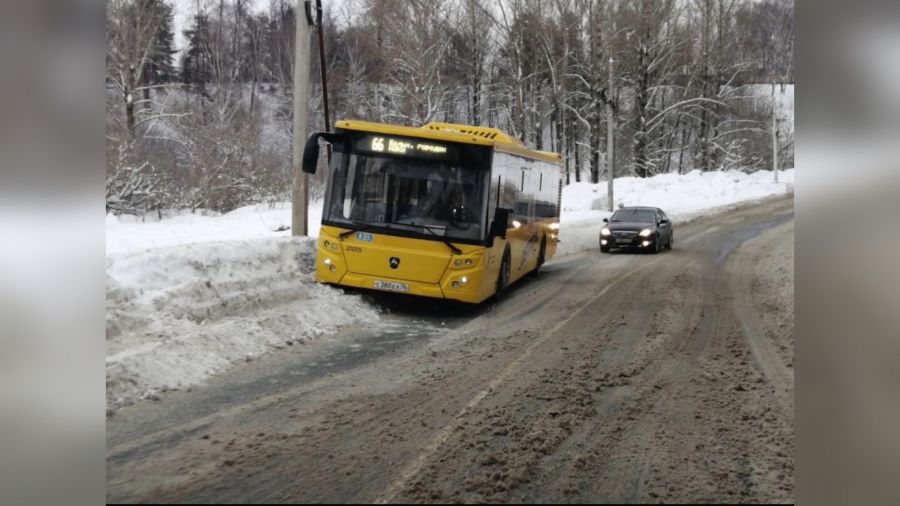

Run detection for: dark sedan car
[[599, 206, 673, 253]]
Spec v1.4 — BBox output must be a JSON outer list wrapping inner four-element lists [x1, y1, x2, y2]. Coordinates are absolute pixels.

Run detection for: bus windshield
[[324, 152, 489, 242]]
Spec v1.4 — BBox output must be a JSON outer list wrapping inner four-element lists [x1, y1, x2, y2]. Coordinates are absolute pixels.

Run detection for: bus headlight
[[454, 258, 475, 268], [460, 276, 469, 285], [452, 281, 460, 289]]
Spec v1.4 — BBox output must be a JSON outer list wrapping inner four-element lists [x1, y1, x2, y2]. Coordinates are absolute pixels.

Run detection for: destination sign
[[353, 134, 457, 160]]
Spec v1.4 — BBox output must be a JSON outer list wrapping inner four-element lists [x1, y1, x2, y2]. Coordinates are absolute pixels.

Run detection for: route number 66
[[371, 137, 385, 152]]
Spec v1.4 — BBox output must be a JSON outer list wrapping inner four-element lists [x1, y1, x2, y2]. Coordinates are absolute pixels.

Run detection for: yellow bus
[[302, 120, 562, 304]]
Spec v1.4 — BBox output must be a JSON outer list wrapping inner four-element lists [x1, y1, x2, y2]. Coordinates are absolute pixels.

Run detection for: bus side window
[[488, 174, 500, 228]]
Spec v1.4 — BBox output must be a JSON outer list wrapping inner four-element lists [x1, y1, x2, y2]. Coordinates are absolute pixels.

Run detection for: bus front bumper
[[318, 271, 485, 304]]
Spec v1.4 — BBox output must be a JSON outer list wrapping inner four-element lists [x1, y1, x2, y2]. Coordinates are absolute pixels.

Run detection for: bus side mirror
[[302, 132, 344, 174], [490, 208, 511, 241]]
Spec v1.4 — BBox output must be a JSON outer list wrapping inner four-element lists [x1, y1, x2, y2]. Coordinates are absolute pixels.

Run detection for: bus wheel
[[531, 237, 546, 278], [497, 249, 511, 297]]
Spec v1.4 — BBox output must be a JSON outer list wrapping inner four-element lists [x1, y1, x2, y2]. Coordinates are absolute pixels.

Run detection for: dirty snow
[[106, 236, 378, 410], [106, 168, 793, 409]]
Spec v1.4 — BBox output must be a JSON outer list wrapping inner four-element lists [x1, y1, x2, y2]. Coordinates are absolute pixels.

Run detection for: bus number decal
[[346, 246, 363, 253]]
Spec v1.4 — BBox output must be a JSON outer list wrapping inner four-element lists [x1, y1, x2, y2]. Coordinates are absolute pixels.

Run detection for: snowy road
[[106, 196, 794, 503]]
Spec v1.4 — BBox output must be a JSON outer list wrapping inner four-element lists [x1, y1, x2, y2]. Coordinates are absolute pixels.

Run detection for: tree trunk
[[633, 41, 650, 178], [574, 133, 582, 183], [125, 85, 136, 139]]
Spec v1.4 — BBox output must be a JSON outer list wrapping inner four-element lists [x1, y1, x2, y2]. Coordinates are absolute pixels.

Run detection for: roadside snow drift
[[557, 169, 794, 257], [106, 237, 378, 410], [105, 168, 792, 409], [106, 201, 322, 256]]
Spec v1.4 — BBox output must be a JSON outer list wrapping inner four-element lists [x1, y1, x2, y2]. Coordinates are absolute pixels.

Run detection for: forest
[[106, 0, 794, 214]]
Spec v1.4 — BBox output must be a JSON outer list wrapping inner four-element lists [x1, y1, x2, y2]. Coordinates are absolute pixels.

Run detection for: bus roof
[[335, 119, 562, 165]]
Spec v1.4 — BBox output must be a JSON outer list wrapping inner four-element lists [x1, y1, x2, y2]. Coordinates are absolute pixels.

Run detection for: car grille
[[612, 231, 638, 238]]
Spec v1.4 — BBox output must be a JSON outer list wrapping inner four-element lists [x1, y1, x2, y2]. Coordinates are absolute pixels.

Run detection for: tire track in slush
[[378, 243, 697, 502], [390, 203, 793, 503], [106, 197, 794, 504], [558, 208, 794, 503]]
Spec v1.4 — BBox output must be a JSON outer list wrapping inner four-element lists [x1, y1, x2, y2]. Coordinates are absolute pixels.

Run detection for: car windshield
[[610, 209, 657, 223], [324, 152, 489, 241]]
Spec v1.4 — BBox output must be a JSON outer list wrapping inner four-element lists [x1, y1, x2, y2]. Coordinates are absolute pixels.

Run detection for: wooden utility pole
[[606, 56, 616, 212], [291, 2, 313, 236]]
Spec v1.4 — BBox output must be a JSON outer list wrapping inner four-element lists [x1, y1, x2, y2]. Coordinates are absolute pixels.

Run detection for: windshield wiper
[[416, 224, 463, 255]]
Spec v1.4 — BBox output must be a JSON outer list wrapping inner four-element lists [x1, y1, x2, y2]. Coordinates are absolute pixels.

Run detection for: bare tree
[[377, 0, 455, 124], [494, 0, 546, 144], [447, 0, 494, 125], [105, 0, 795, 217], [618, 0, 676, 177], [107, 0, 172, 139]]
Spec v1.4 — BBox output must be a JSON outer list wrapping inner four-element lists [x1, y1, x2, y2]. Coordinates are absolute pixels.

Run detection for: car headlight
[[639, 228, 653, 237], [600, 227, 611, 237]]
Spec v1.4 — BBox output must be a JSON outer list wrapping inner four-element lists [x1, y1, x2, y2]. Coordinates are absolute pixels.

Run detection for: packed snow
[[106, 168, 793, 409], [106, 201, 322, 256], [106, 236, 377, 409], [557, 168, 795, 256]]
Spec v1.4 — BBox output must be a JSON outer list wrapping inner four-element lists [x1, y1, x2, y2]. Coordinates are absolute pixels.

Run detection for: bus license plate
[[374, 280, 409, 293]]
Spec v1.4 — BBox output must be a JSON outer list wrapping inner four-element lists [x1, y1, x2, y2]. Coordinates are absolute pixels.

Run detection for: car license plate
[[617, 238, 632, 244], [373, 280, 409, 293]]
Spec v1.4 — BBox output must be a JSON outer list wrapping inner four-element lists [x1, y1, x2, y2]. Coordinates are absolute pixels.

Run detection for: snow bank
[[105, 168, 792, 408], [106, 236, 378, 410], [106, 201, 323, 256], [557, 169, 794, 257]]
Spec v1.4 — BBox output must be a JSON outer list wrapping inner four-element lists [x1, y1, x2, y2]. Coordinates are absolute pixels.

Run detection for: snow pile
[[106, 201, 323, 256], [105, 168, 792, 408], [106, 236, 378, 410], [557, 169, 794, 257]]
